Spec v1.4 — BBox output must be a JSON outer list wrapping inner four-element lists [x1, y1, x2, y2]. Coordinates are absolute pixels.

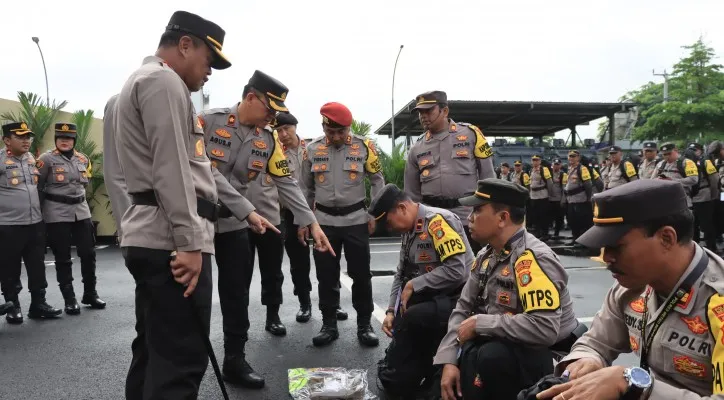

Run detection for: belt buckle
[[211, 203, 221, 222]]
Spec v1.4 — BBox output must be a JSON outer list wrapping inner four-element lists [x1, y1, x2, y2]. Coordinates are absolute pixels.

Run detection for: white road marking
[[370, 242, 401, 247]]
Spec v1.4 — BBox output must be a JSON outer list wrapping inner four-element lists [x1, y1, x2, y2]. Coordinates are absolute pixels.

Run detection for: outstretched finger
[[183, 273, 199, 298]]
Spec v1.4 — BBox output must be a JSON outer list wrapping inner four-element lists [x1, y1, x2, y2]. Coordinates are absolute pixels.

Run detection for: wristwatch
[[621, 367, 652, 400]]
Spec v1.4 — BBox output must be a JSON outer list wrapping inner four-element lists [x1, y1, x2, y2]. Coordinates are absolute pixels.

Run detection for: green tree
[[71, 109, 108, 216], [625, 37, 724, 144], [351, 119, 372, 137], [0, 91, 68, 155]]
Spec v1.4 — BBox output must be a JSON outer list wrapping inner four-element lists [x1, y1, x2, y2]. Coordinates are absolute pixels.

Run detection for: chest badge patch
[[420, 159, 429, 166], [56, 174, 65, 182], [681, 316, 708, 335], [215, 128, 231, 138], [630, 335, 639, 352], [497, 291, 511, 306], [349, 172, 357, 180], [11, 177, 19, 185], [211, 149, 224, 157], [456, 135, 468, 141], [425, 265, 434, 273], [252, 160, 264, 169], [350, 163, 358, 171], [195, 139, 204, 156], [419, 232, 428, 241], [422, 169, 430, 177], [4, 160, 14, 165], [227, 115, 236, 126], [629, 298, 645, 313], [248, 171, 257, 180], [500, 266, 511, 277], [266, 175, 272, 184], [253, 140, 267, 150], [673, 355, 706, 378], [419, 252, 432, 262], [318, 174, 325, 183], [351, 144, 360, 150]]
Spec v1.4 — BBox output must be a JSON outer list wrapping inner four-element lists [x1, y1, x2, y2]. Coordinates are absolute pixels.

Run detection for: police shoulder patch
[[267, 130, 290, 178], [684, 159, 699, 177], [427, 214, 466, 262], [471, 125, 493, 159], [706, 160, 717, 175], [514, 249, 560, 313], [363, 139, 382, 174], [523, 173, 531, 187], [580, 166, 591, 181], [562, 172, 568, 185], [707, 294, 724, 394], [593, 169, 601, 180], [625, 161, 637, 178]]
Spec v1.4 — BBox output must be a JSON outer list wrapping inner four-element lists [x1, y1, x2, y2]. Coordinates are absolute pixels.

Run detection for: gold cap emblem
[[20, 123, 27, 130], [61, 124, 69, 131]]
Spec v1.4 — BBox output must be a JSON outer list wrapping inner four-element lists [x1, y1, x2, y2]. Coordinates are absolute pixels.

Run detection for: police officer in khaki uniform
[[404, 91, 496, 255], [510, 160, 530, 188], [688, 142, 720, 252], [434, 179, 579, 400], [549, 159, 567, 238], [301, 102, 385, 347], [0, 122, 62, 324], [652, 142, 699, 209], [113, 12, 278, 398], [604, 145, 638, 190], [198, 71, 332, 387], [538, 179, 724, 400], [563, 150, 593, 244], [639, 141, 660, 179], [273, 113, 348, 323], [498, 162, 511, 181], [370, 183, 472, 398], [37, 123, 106, 314], [529, 154, 553, 240], [103, 93, 132, 240]]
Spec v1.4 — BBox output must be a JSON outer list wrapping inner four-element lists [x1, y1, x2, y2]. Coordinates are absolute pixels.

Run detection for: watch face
[[630, 367, 652, 387]]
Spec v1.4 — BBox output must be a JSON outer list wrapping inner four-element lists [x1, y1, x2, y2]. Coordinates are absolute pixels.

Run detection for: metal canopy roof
[[374, 100, 637, 138]]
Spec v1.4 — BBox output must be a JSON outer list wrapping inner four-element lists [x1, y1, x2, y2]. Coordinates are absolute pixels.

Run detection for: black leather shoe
[[28, 301, 62, 319], [222, 355, 265, 389], [296, 304, 312, 323], [81, 292, 107, 309], [64, 297, 81, 315], [357, 324, 379, 347], [0, 301, 13, 316], [312, 324, 339, 347], [6, 306, 23, 324], [265, 320, 287, 336], [336, 307, 348, 321]]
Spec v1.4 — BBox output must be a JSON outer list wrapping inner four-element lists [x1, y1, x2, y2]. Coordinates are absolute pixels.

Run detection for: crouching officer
[[538, 179, 724, 400], [434, 179, 580, 400], [37, 123, 106, 314], [371, 184, 472, 398], [0, 122, 62, 323]]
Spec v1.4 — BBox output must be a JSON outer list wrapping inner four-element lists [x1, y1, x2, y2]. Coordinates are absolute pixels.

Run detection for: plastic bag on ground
[[288, 367, 378, 399]]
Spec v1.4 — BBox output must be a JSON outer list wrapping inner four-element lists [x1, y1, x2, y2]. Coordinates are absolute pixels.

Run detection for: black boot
[[60, 284, 81, 315], [28, 289, 62, 319], [265, 304, 286, 336], [81, 283, 107, 309], [296, 292, 312, 323], [222, 337, 265, 389], [336, 306, 348, 321], [357, 316, 379, 347], [0, 301, 14, 316], [312, 313, 339, 347], [4, 296, 22, 324]]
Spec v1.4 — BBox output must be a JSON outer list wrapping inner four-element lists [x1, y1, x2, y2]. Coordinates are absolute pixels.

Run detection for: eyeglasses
[[253, 92, 278, 117]]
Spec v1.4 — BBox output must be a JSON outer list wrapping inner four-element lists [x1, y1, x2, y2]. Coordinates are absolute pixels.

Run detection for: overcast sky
[[1, 0, 722, 152]]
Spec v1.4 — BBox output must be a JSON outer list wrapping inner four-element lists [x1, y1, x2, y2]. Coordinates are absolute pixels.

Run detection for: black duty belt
[[44, 193, 86, 205], [531, 186, 547, 192], [315, 201, 365, 216], [130, 191, 221, 222], [422, 195, 469, 209], [563, 187, 584, 196]]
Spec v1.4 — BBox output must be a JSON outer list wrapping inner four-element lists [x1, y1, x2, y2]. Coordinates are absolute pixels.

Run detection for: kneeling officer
[[434, 179, 580, 400], [370, 184, 473, 398]]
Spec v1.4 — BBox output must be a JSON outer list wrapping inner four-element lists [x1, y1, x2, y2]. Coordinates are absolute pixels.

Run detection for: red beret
[[320, 102, 353, 127]]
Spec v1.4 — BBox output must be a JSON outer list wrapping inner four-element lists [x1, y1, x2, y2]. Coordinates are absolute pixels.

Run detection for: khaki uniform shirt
[[0, 149, 42, 225], [301, 134, 385, 227], [388, 205, 473, 310], [114, 56, 255, 254], [549, 170, 567, 202], [499, 172, 511, 182], [639, 158, 660, 180], [404, 120, 496, 225], [102, 94, 131, 236], [606, 161, 638, 190], [652, 158, 699, 208], [510, 170, 531, 188], [558, 246, 724, 399], [199, 107, 315, 232], [693, 160, 720, 203], [530, 166, 553, 200], [564, 164, 593, 204], [600, 165, 611, 185], [434, 229, 578, 365], [279, 137, 307, 225], [37, 149, 93, 223]]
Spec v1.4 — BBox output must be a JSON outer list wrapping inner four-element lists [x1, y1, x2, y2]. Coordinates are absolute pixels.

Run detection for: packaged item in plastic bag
[[288, 367, 378, 399]]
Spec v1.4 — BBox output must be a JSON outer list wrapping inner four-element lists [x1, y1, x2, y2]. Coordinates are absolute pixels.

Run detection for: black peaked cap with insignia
[[576, 179, 689, 248], [642, 141, 657, 150], [248, 70, 289, 112], [660, 142, 676, 153], [413, 90, 447, 111], [459, 178, 529, 209], [165, 11, 231, 70], [54, 123, 77, 139], [368, 184, 406, 224], [608, 145, 622, 153], [272, 112, 298, 128], [2, 121, 34, 137]]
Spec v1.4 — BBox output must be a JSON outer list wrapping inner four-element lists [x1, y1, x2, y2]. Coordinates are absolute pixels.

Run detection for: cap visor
[[15, 131, 34, 136], [413, 103, 436, 111], [269, 99, 288, 112], [209, 45, 231, 70], [576, 224, 633, 248], [459, 195, 490, 207]]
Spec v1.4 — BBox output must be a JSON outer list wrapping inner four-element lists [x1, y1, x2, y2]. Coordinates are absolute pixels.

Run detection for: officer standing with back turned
[[37, 122, 106, 314], [404, 91, 496, 255], [0, 122, 62, 323]]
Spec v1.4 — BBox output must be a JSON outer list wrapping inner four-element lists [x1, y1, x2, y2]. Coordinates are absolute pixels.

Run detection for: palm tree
[[71, 109, 108, 216], [0, 91, 67, 155], [351, 119, 372, 137]]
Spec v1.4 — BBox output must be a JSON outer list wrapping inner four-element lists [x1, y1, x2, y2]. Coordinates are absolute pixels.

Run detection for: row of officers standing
[[497, 141, 724, 255], [0, 122, 106, 324]]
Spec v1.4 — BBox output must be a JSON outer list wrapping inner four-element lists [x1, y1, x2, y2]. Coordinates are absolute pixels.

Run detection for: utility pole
[[32, 37, 50, 107], [391, 45, 404, 149], [652, 69, 669, 103]]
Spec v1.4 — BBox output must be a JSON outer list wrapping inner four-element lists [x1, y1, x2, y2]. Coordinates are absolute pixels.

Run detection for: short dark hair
[[635, 209, 694, 244], [158, 30, 204, 49], [489, 203, 526, 225], [391, 191, 412, 209]]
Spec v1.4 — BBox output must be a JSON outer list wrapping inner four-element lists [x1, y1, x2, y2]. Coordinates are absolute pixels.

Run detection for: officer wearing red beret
[[301, 102, 386, 347]]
